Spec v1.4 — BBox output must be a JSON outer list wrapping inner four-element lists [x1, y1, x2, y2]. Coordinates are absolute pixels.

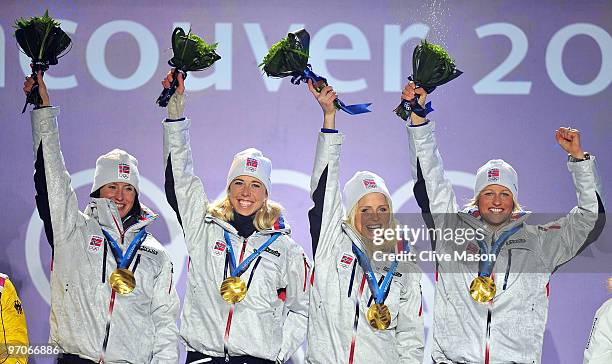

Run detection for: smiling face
[[228, 175, 267, 216], [99, 182, 136, 218], [353, 192, 391, 240], [477, 184, 514, 229]]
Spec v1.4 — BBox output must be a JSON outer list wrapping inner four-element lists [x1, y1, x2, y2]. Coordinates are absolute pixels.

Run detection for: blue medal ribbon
[[102, 229, 148, 269], [476, 224, 522, 277], [292, 65, 372, 115], [352, 243, 399, 304], [399, 75, 434, 118], [223, 231, 281, 277]]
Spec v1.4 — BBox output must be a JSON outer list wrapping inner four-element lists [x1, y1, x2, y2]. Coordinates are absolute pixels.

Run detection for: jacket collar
[[85, 198, 157, 243], [206, 213, 292, 238], [341, 222, 368, 253], [341, 222, 400, 272], [459, 206, 530, 240]]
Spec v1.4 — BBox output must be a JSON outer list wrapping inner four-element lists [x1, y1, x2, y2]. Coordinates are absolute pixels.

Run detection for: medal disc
[[366, 303, 391, 330], [220, 277, 247, 304], [469, 276, 496, 303], [109, 268, 136, 295]]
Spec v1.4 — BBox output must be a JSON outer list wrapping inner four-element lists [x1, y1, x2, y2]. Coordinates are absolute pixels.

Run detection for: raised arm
[[276, 243, 311, 363], [26, 72, 82, 248], [539, 127, 605, 269], [307, 80, 346, 262], [150, 251, 180, 363], [162, 71, 210, 251], [404, 82, 459, 216]]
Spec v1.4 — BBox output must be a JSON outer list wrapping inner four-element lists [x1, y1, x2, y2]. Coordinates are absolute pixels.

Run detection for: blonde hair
[[209, 195, 283, 231], [345, 196, 399, 253], [465, 191, 523, 213]]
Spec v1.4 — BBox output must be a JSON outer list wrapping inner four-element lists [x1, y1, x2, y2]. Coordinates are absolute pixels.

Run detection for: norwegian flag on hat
[[363, 179, 377, 189], [118, 163, 130, 180], [246, 157, 259, 172], [487, 168, 500, 182]]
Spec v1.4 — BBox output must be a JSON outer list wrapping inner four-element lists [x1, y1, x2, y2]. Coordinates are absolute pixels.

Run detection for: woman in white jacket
[[403, 81, 605, 364], [160, 72, 310, 364], [24, 73, 180, 364], [305, 80, 424, 364]]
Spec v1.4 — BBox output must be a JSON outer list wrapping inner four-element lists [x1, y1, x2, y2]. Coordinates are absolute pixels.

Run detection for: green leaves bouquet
[[260, 29, 371, 115], [157, 27, 221, 107], [260, 29, 310, 80], [394, 40, 462, 120], [14, 10, 71, 113]]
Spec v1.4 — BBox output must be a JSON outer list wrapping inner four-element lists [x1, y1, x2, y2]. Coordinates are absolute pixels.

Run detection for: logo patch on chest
[[338, 253, 355, 270], [213, 241, 227, 256], [263, 246, 281, 257], [88, 235, 104, 253]]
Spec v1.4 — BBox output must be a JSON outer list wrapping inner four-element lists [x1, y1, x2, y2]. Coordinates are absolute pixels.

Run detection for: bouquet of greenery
[[394, 40, 462, 121], [260, 29, 371, 115], [157, 27, 221, 107], [14, 10, 71, 113]]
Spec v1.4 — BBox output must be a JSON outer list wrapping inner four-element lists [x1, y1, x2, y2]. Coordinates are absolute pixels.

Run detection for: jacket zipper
[[503, 250, 512, 290]]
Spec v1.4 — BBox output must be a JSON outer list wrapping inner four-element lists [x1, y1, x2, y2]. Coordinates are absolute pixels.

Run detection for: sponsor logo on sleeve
[[382, 266, 403, 277], [538, 225, 561, 232], [88, 235, 104, 253], [14, 300, 23, 315], [138, 246, 159, 255], [506, 238, 527, 246], [118, 163, 130, 180], [263, 247, 281, 257]]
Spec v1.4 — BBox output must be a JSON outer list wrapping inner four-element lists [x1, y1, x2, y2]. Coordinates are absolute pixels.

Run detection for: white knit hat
[[474, 159, 518, 199], [343, 171, 392, 213], [90, 149, 140, 195], [226, 148, 272, 194]]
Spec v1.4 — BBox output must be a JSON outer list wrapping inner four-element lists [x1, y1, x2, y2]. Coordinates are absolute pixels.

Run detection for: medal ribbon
[[401, 75, 434, 118], [223, 231, 281, 278], [97, 229, 146, 364], [291, 65, 372, 115], [102, 228, 147, 269], [476, 224, 522, 277], [351, 243, 399, 304]]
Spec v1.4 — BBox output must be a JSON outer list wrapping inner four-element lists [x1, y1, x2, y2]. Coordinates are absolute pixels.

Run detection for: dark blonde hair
[[209, 195, 283, 231]]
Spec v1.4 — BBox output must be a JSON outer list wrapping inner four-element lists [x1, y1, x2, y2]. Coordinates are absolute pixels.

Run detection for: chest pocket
[[240, 244, 283, 303], [129, 254, 158, 300], [496, 246, 543, 295]]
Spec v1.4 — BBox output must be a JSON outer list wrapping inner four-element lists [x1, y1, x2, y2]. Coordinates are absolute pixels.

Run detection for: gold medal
[[109, 268, 136, 295], [366, 303, 391, 330], [220, 277, 247, 304], [469, 276, 496, 303]]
